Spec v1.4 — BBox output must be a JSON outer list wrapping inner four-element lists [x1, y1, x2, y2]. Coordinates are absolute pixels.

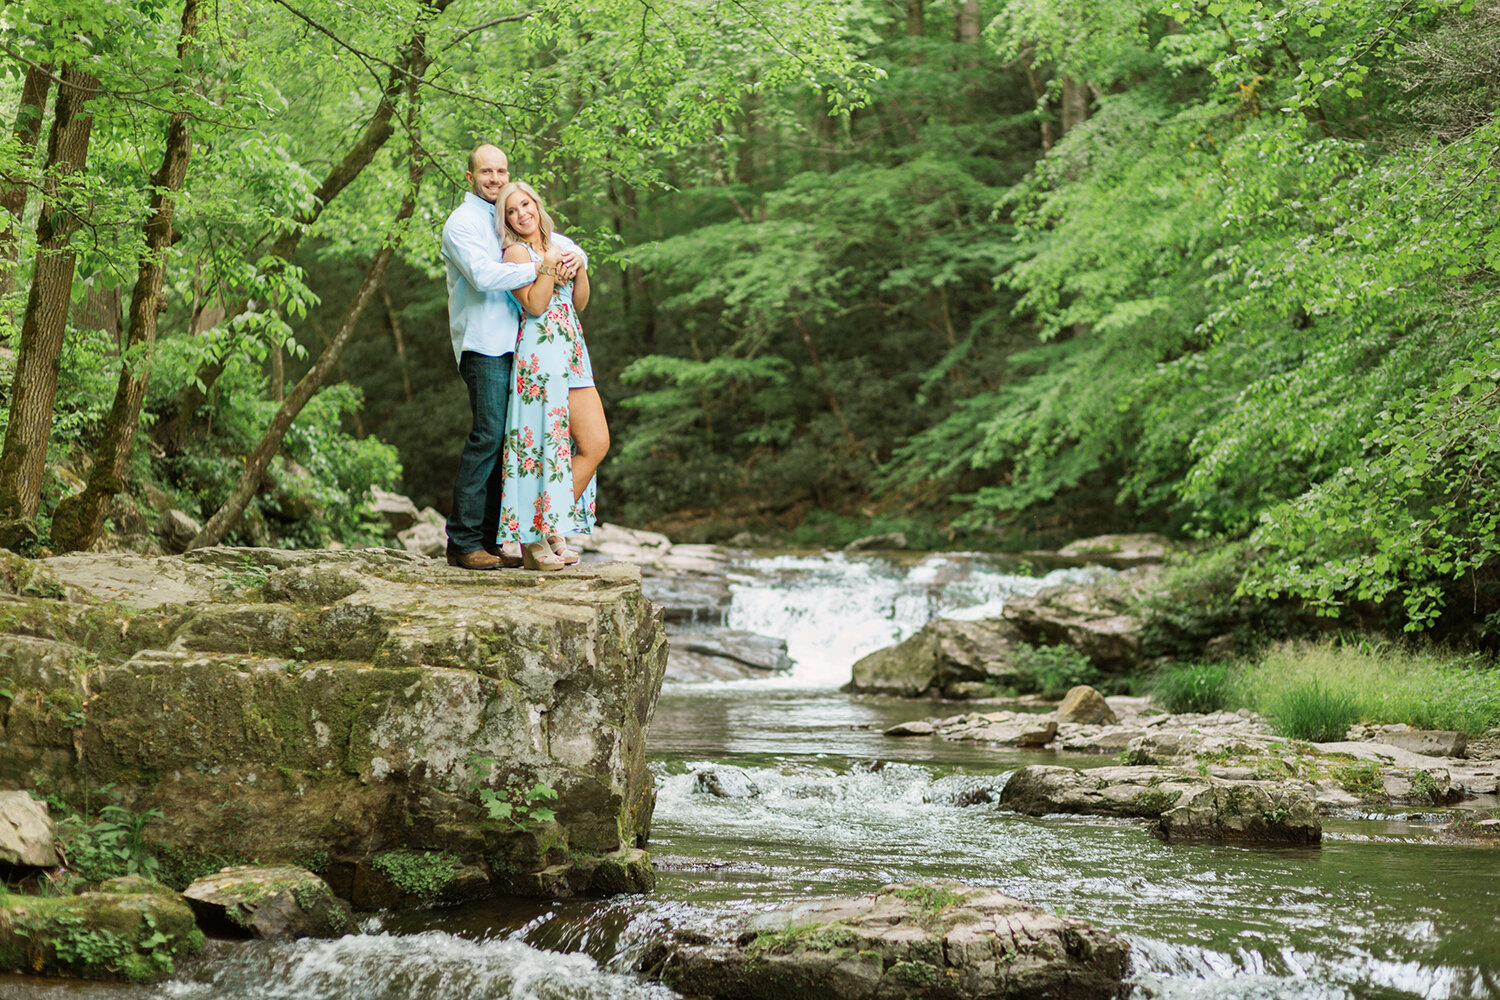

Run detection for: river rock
[[666, 629, 793, 682], [1001, 765, 1321, 845], [885, 720, 936, 736], [846, 618, 1030, 697], [156, 509, 202, 554], [0, 547, 668, 904], [640, 881, 1129, 1000], [643, 575, 732, 625], [1056, 685, 1118, 725], [843, 532, 909, 552], [693, 766, 761, 798], [0, 887, 203, 981], [398, 507, 447, 557], [183, 865, 352, 939], [1001, 568, 1160, 671], [1055, 533, 1176, 567], [0, 791, 58, 869], [1376, 730, 1467, 758], [368, 487, 420, 532], [925, 711, 1059, 747]]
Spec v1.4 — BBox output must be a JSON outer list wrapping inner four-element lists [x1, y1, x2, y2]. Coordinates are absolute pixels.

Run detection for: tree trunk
[[382, 287, 413, 403], [0, 65, 97, 549], [0, 64, 53, 296], [1060, 76, 1091, 136], [50, 0, 201, 554], [1022, 54, 1054, 152], [954, 0, 979, 44], [906, 0, 925, 64], [187, 40, 431, 550]]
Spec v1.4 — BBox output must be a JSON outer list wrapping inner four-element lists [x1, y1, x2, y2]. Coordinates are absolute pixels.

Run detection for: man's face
[[466, 146, 510, 203]]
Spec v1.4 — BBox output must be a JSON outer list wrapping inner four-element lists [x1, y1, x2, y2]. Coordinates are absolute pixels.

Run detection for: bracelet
[[537, 263, 557, 277]]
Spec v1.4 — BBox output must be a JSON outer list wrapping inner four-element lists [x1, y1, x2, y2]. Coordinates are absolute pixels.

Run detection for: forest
[[1, 0, 1497, 644]]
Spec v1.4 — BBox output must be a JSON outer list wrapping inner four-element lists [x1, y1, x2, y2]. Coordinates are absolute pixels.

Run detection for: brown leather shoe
[[483, 540, 525, 568], [447, 547, 503, 570]]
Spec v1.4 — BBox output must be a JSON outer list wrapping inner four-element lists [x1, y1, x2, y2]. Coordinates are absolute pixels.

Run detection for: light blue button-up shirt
[[441, 192, 537, 366]]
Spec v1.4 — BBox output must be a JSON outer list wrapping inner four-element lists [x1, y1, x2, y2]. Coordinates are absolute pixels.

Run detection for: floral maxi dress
[[498, 238, 597, 545]]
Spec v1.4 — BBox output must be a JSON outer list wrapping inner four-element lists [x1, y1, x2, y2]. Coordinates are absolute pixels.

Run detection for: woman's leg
[[569, 386, 609, 501]]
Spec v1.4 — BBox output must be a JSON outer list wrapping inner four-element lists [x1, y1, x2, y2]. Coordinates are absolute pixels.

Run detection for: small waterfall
[[721, 552, 1103, 687], [161, 931, 679, 1000]]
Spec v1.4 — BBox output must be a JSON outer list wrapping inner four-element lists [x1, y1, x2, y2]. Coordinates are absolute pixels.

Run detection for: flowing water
[[4, 552, 1498, 1000]]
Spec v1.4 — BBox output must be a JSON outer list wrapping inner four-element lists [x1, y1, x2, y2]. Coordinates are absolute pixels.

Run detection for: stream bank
[[3, 533, 1499, 999]]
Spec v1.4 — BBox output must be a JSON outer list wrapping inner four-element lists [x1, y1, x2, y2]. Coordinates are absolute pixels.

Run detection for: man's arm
[[443, 216, 536, 293]]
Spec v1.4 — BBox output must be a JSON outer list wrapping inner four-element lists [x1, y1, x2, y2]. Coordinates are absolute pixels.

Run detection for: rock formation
[[1001, 764, 1322, 845], [0, 547, 667, 901], [640, 881, 1129, 1000]]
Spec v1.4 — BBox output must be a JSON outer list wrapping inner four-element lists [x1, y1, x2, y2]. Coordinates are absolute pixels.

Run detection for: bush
[[1150, 662, 1238, 715], [1013, 643, 1100, 699]]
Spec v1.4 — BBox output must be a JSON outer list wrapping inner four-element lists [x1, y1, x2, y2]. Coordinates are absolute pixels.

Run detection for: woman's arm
[[503, 243, 561, 316]]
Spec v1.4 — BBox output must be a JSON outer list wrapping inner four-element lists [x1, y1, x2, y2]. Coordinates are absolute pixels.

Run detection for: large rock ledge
[[639, 882, 1129, 1000], [0, 548, 668, 903], [1000, 765, 1321, 845]]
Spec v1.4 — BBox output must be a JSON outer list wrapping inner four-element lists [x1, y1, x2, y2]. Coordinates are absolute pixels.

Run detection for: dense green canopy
[[2, 0, 1496, 639]]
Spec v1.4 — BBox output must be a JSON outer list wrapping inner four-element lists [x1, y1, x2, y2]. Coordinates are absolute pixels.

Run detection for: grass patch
[[748, 922, 861, 956], [888, 884, 969, 918], [1261, 678, 1360, 742], [1150, 662, 1237, 714], [1243, 640, 1500, 738]]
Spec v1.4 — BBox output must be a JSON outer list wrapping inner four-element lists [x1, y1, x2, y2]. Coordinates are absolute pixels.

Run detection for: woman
[[494, 180, 610, 571]]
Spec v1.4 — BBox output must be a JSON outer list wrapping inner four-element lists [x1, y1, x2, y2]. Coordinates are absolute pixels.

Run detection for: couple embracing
[[440, 144, 608, 572]]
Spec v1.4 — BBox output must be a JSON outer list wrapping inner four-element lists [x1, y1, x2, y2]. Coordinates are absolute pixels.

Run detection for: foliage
[[1241, 341, 1500, 631], [370, 851, 461, 900], [59, 801, 163, 884], [468, 753, 558, 828], [0, 0, 870, 549], [1150, 662, 1237, 715], [153, 846, 250, 893], [1010, 643, 1099, 699]]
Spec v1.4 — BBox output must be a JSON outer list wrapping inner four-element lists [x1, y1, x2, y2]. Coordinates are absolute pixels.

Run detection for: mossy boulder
[[183, 865, 352, 939], [640, 881, 1128, 1000], [0, 548, 669, 904], [846, 618, 1031, 697], [0, 888, 202, 981]]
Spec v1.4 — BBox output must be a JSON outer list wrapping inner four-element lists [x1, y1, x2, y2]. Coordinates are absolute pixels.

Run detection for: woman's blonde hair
[[495, 180, 554, 250]]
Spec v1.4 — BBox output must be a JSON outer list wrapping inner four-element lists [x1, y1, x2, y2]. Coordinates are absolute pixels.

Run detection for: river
[[2, 552, 1497, 1000]]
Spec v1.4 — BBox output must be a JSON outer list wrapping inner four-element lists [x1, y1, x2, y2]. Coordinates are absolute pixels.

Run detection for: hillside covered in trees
[[2, 0, 1497, 643]]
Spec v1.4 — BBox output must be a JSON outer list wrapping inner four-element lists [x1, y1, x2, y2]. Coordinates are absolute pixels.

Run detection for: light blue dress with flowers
[[497, 233, 597, 545]]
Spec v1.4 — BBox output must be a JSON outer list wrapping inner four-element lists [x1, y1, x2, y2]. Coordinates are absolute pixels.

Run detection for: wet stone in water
[[693, 766, 762, 798]]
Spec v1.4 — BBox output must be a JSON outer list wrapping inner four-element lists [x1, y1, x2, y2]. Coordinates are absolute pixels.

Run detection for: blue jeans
[[446, 351, 513, 553]]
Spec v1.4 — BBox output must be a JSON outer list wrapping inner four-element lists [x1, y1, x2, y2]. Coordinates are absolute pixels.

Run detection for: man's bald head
[[466, 144, 510, 203]]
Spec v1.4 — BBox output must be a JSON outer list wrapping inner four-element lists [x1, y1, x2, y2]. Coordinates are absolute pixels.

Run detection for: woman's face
[[505, 190, 540, 238]]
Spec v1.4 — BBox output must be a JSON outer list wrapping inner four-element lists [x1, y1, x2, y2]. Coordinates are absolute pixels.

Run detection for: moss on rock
[[0, 890, 202, 981]]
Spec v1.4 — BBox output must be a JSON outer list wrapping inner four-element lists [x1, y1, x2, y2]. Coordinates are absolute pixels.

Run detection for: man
[[441, 144, 579, 569]]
